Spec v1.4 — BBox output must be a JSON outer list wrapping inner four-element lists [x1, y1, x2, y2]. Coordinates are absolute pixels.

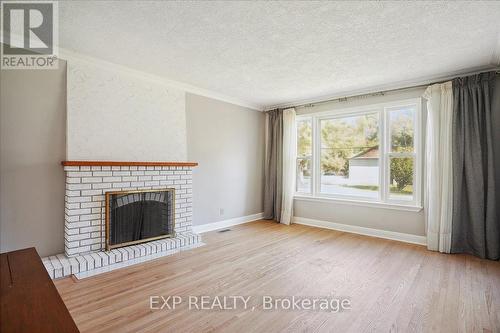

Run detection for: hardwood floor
[[55, 220, 500, 333]]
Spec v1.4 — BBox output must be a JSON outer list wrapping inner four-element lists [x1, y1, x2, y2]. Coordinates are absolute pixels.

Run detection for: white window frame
[[295, 118, 313, 194], [295, 98, 422, 211]]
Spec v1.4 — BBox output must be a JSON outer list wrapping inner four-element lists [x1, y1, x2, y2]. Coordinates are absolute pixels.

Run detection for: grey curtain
[[264, 109, 283, 221], [451, 72, 499, 260]]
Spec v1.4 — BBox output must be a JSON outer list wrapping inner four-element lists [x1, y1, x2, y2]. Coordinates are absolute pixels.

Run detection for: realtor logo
[[1, 1, 58, 69]]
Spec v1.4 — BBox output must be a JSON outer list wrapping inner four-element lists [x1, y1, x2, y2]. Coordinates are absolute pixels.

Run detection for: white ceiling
[[59, 1, 500, 110]]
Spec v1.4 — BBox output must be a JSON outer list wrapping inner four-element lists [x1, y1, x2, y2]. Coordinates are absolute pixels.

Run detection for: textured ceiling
[[59, 1, 500, 109]]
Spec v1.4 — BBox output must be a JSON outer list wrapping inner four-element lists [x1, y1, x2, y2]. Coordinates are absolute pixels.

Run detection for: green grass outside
[[341, 184, 413, 195]]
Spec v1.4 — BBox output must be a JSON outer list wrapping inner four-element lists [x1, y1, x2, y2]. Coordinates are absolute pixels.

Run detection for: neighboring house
[[348, 146, 379, 185]]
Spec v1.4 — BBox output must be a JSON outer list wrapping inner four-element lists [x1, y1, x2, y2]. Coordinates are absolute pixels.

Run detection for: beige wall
[[294, 87, 427, 236], [186, 93, 265, 226], [0, 62, 67, 257]]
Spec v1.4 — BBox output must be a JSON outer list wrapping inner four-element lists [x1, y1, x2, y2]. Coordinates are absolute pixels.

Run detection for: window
[[296, 118, 312, 193], [295, 99, 421, 208]]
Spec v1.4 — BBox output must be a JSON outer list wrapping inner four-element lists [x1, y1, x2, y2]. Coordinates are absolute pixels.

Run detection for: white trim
[[296, 98, 422, 208], [192, 213, 264, 233], [293, 216, 427, 246], [58, 48, 263, 111], [294, 195, 422, 212], [265, 65, 498, 110]]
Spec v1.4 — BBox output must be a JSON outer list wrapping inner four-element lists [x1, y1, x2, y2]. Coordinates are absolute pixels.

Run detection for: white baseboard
[[192, 212, 264, 234], [293, 216, 427, 246]]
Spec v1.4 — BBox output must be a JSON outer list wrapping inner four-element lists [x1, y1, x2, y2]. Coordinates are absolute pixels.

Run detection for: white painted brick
[[138, 175, 152, 181], [91, 253, 103, 267], [76, 256, 87, 271], [80, 166, 91, 171], [92, 195, 105, 201], [113, 171, 131, 176], [65, 215, 80, 223], [81, 189, 102, 196], [103, 176, 121, 182], [145, 181, 160, 187], [91, 244, 101, 251], [66, 240, 80, 248], [145, 171, 160, 175], [68, 257, 80, 274], [66, 177, 81, 184], [83, 254, 95, 270], [93, 171, 113, 177], [67, 183, 92, 190], [130, 181, 145, 187], [138, 166, 146, 171], [119, 248, 130, 261], [126, 247, 136, 259], [143, 243, 152, 255], [66, 196, 92, 203], [112, 182, 131, 188], [91, 219, 102, 226], [80, 238, 100, 246], [65, 227, 80, 235], [80, 213, 101, 221], [122, 176, 138, 181], [92, 182, 112, 189], [102, 166, 111, 171], [97, 252, 109, 266], [91, 166, 102, 171], [67, 171, 92, 177], [67, 208, 91, 216], [132, 246, 141, 257], [111, 249, 122, 262], [66, 190, 80, 197], [66, 202, 80, 210], [67, 233, 90, 241], [82, 177, 103, 183], [80, 201, 101, 209], [44, 262, 55, 279], [80, 226, 100, 233], [63, 166, 80, 171], [106, 252, 116, 264]]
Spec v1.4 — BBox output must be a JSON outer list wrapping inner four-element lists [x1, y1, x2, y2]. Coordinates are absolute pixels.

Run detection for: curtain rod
[[267, 68, 500, 111]]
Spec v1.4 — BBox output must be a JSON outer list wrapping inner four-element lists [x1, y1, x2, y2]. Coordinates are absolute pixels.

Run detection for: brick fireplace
[[41, 161, 202, 279]]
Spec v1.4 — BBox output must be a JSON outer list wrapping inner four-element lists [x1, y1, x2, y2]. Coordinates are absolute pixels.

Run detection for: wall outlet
[[219, 208, 224, 216]]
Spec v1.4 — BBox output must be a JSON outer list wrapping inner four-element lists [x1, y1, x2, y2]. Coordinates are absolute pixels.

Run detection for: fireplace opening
[[105, 189, 175, 250]]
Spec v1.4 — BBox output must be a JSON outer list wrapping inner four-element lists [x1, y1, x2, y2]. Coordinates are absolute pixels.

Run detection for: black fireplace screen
[[106, 189, 174, 249]]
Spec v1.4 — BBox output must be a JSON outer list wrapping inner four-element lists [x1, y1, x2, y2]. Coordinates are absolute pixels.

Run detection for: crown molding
[[58, 48, 264, 111], [264, 64, 498, 110]]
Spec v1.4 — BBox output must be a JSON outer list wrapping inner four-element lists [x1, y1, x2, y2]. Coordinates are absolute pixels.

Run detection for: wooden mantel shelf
[[61, 161, 198, 167]]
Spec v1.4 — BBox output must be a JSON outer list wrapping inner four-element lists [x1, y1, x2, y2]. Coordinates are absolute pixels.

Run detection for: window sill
[[294, 195, 423, 212]]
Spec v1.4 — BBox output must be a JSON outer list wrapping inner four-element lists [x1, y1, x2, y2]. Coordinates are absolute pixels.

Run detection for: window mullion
[[312, 117, 319, 196], [380, 108, 388, 203]]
